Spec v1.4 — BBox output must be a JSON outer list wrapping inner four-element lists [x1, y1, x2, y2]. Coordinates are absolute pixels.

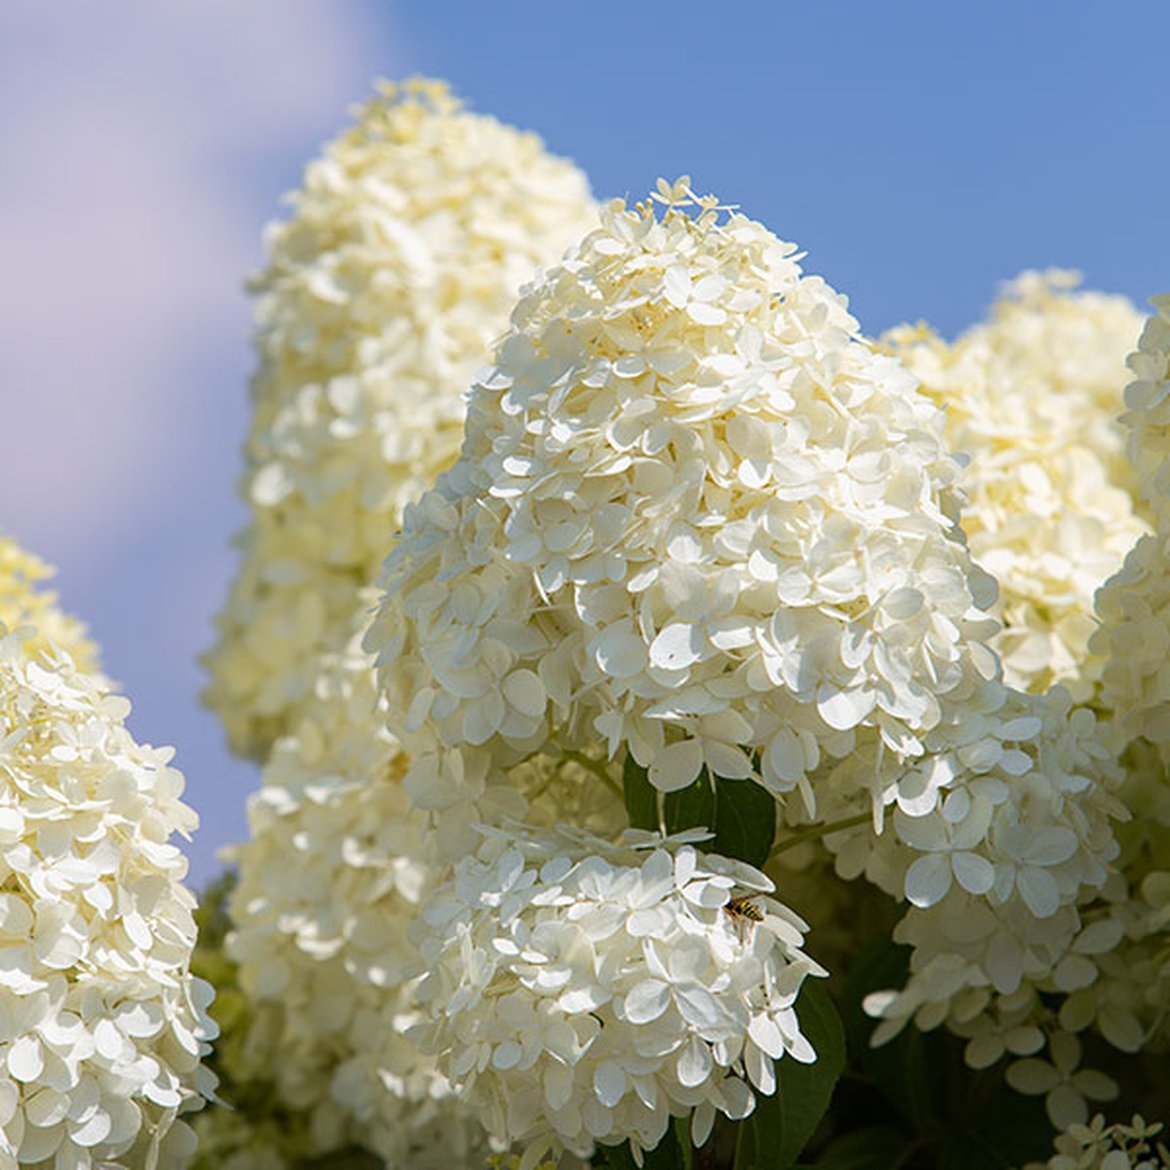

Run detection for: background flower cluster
[[3, 59, 1167, 1170]]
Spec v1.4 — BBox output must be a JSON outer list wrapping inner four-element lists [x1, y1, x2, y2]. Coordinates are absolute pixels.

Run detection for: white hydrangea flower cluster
[[219, 652, 626, 1160], [369, 180, 1011, 844], [219, 671, 497, 1168], [883, 272, 1148, 700], [410, 824, 825, 1165], [0, 537, 99, 677], [1096, 297, 1170, 746], [204, 77, 597, 760], [836, 686, 1120, 1000], [853, 294, 1170, 1130], [365, 185, 1148, 1156], [827, 685, 1130, 1127], [1011, 294, 1170, 1127], [1119, 294, 1170, 518], [1033, 1114, 1169, 1170], [0, 617, 215, 1168]]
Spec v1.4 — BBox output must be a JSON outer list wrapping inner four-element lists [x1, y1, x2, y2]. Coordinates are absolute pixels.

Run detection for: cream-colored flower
[[0, 619, 214, 1168], [204, 77, 597, 760], [1041, 1113, 1169, 1170], [1005, 1029, 1118, 1129], [0, 537, 98, 676], [411, 823, 825, 1165], [1120, 294, 1170, 521], [220, 664, 494, 1169], [843, 685, 1123, 1056], [883, 272, 1148, 700], [368, 180, 1007, 849]]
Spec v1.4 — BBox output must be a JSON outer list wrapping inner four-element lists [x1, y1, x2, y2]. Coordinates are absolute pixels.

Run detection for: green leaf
[[712, 775, 776, 867], [941, 1065, 1053, 1170], [663, 770, 716, 835], [599, 1122, 691, 1170], [734, 981, 846, 1169], [814, 1127, 911, 1170], [674, 1116, 694, 1170], [623, 755, 658, 831], [937, 1140, 1005, 1170], [597, 1142, 639, 1170]]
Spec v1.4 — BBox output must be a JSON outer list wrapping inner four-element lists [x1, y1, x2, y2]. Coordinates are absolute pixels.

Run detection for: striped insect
[[722, 893, 765, 943]]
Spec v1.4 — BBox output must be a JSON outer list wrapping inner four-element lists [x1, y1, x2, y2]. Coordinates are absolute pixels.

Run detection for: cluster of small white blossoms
[[849, 297, 1170, 1128], [1095, 297, 1170, 747], [203, 77, 597, 760], [0, 615, 216, 1167], [216, 665, 497, 1168], [822, 682, 1128, 1126], [1029, 1114, 1170, 1170], [882, 272, 1148, 700], [368, 178, 1018, 846], [1117, 295, 1170, 520], [0, 537, 99, 676], [411, 824, 825, 1166], [1024, 295, 1170, 1121], [217, 647, 627, 1163]]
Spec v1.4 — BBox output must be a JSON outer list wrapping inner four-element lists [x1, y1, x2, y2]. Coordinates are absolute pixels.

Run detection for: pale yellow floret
[[882, 272, 1148, 701], [203, 78, 597, 760], [0, 616, 214, 1167], [0, 535, 99, 673]]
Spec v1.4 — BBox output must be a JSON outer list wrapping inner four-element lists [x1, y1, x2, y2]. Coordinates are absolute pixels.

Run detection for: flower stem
[[770, 811, 871, 857], [562, 749, 623, 799]]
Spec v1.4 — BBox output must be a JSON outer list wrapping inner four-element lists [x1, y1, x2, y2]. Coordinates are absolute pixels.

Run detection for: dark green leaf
[[734, 981, 846, 1169], [599, 1121, 691, 1170], [597, 1142, 639, 1170], [937, 1139, 1005, 1170], [712, 775, 776, 867], [674, 1116, 694, 1170], [623, 755, 658, 831], [950, 1067, 1053, 1168], [814, 1126, 910, 1169], [663, 771, 717, 835]]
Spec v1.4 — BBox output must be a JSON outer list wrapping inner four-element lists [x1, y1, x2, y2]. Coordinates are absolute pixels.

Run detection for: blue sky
[[1, 1, 1166, 885]]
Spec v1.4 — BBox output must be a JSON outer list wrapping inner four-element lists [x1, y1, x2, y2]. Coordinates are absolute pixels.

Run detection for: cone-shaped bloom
[[0, 608, 215, 1167], [1095, 296, 1170, 746], [1119, 294, 1170, 521], [410, 824, 824, 1164], [860, 298, 1168, 1097], [883, 273, 1148, 700], [0, 537, 99, 675], [203, 78, 597, 760], [219, 674, 493, 1169], [368, 180, 1009, 840]]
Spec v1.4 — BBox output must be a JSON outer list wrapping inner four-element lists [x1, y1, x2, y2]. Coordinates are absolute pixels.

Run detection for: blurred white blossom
[[883, 272, 1148, 700], [0, 537, 99, 677], [204, 77, 596, 759], [222, 673, 493, 1168], [1035, 1113, 1169, 1170]]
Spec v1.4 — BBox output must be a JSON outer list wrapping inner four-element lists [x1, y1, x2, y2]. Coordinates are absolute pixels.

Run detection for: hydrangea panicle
[[0, 537, 99, 676], [410, 824, 825, 1164], [368, 180, 1009, 855], [203, 77, 597, 760], [0, 604, 214, 1167], [882, 272, 1148, 700]]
